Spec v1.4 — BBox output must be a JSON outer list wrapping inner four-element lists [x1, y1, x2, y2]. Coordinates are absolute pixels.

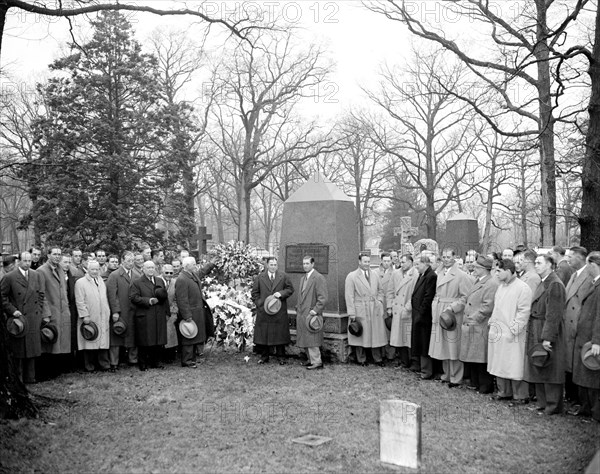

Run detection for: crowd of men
[[1, 243, 598, 422], [342, 246, 600, 421]]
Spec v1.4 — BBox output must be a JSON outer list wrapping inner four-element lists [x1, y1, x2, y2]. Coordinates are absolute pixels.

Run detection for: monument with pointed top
[[278, 174, 359, 361], [444, 213, 480, 257]]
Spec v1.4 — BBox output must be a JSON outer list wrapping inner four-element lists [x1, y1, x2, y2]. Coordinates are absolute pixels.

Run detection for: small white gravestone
[[380, 400, 421, 469]]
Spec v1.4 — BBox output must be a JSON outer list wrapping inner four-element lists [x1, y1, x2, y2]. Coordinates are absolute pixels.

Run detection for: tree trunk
[[0, 5, 7, 57], [580, 6, 600, 251], [242, 183, 252, 244], [425, 191, 436, 240], [481, 156, 496, 254], [519, 157, 529, 248], [535, 0, 557, 246]]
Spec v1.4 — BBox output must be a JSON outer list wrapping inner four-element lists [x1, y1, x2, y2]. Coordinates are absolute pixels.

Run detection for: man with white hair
[[175, 257, 216, 368], [130, 261, 169, 371]]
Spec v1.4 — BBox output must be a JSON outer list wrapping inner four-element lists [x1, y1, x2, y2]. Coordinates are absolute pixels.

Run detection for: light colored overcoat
[[295, 270, 328, 348], [459, 273, 499, 363], [487, 277, 532, 380], [165, 276, 178, 349], [345, 268, 387, 348], [429, 262, 473, 360], [38, 262, 71, 354], [386, 267, 418, 348], [563, 265, 594, 371], [75, 274, 110, 350]]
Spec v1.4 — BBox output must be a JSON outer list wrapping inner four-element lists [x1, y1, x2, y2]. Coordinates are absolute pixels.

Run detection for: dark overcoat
[[410, 266, 437, 356], [37, 262, 71, 354], [524, 271, 567, 384], [563, 266, 594, 371], [106, 266, 136, 348], [252, 270, 294, 346], [295, 270, 328, 348], [129, 275, 169, 347], [65, 269, 82, 349], [175, 270, 211, 346], [573, 278, 600, 389], [1, 268, 45, 358]]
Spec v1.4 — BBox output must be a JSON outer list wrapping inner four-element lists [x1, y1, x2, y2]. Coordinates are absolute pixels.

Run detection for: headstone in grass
[[291, 434, 332, 447], [380, 400, 421, 470]]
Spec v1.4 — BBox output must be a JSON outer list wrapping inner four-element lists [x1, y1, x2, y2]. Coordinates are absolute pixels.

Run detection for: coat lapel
[[566, 267, 588, 301]]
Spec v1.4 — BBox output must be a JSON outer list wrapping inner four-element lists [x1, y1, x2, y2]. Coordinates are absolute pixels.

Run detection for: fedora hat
[[473, 256, 493, 270], [40, 322, 59, 344], [154, 287, 168, 302], [439, 310, 456, 331], [80, 321, 99, 341], [264, 295, 281, 315], [7, 317, 27, 338], [384, 315, 393, 331], [581, 341, 600, 371], [179, 319, 198, 339], [528, 343, 550, 368], [112, 318, 128, 336], [307, 314, 323, 333], [348, 320, 363, 337]]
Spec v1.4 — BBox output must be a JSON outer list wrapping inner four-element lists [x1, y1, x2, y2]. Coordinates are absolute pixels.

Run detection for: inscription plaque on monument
[[380, 400, 422, 470], [285, 244, 329, 274]]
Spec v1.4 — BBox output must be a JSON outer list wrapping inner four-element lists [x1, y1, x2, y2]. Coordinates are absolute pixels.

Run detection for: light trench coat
[[386, 267, 418, 348], [487, 277, 532, 380], [345, 268, 387, 348], [428, 262, 473, 360], [75, 274, 110, 350]]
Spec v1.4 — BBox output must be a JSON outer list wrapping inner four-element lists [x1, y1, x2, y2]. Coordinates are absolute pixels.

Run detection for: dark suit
[[106, 266, 137, 366], [130, 275, 169, 369], [1, 268, 46, 382], [251, 270, 294, 360], [410, 265, 437, 377], [524, 271, 567, 414]]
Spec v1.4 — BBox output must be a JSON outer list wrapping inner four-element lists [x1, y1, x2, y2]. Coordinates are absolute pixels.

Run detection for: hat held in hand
[[581, 341, 600, 371], [264, 295, 281, 315], [179, 319, 198, 339], [7, 317, 27, 338], [80, 321, 99, 341], [439, 309, 456, 331], [40, 321, 59, 344]]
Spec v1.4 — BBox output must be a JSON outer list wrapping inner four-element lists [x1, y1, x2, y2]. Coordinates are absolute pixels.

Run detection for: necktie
[[365, 271, 370, 283], [94, 278, 98, 286], [302, 277, 307, 293], [270, 273, 274, 282], [24, 271, 28, 281]]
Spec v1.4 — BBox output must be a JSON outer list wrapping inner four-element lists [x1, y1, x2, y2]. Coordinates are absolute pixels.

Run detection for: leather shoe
[[257, 357, 269, 364], [420, 374, 434, 380], [567, 408, 591, 417], [466, 385, 478, 391], [359, 361, 368, 367], [307, 364, 323, 370], [508, 399, 529, 407], [448, 383, 460, 388], [490, 395, 511, 401], [301, 360, 312, 367]]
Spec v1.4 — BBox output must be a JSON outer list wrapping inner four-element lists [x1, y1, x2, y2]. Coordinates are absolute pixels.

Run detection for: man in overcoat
[[1, 252, 46, 383], [106, 251, 138, 369], [37, 247, 71, 376], [75, 261, 111, 372], [295, 256, 328, 370], [345, 253, 387, 366], [519, 250, 541, 294], [376, 253, 395, 362], [459, 256, 499, 393], [175, 256, 216, 368], [387, 254, 418, 368], [571, 251, 600, 421], [429, 248, 473, 387], [130, 261, 169, 371], [251, 257, 294, 364], [563, 246, 594, 405], [524, 254, 567, 415], [410, 255, 437, 378]]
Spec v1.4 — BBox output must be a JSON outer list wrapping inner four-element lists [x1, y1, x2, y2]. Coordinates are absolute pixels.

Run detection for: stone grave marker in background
[[278, 174, 359, 362], [444, 213, 480, 257], [380, 400, 422, 470]]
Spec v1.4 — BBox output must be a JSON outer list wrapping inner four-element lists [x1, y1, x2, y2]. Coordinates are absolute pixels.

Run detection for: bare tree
[[365, 48, 478, 240], [208, 30, 334, 242], [366, 0, 590, 245]]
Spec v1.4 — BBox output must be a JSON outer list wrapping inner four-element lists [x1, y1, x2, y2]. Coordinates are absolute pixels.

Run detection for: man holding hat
[[251, 257, 294, 364], [488, 259, 533, 404], [429, 248, 473, 387], [175, 257, 216, 368], [1, 251, 46, 383], [75, 261, 111, 372], [345, 253, 387, 366], [459, 255, 499, 393], [571, 251, 600, 421], [524, 254, 567, 415], [295, 256, 328, 370]]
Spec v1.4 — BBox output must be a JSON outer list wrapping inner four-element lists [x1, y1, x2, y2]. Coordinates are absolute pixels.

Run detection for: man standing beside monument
[[429, 248, 473, 387], [251, 257, 294, 364], [410, 255, 437, 378], [345, 253, 387, 366], [387, 254, 418, 368], [1, 251, 46, 383], [376, 252, 395, 363], [524, 254, 567, 415], [295, 256, 328, 370]]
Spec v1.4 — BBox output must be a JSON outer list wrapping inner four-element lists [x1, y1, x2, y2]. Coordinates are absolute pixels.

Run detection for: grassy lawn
[[0, 350, 597, 473]]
